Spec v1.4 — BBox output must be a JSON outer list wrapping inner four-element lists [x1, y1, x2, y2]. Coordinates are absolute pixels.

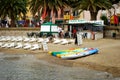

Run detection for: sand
[[0, 38, 120, 77]]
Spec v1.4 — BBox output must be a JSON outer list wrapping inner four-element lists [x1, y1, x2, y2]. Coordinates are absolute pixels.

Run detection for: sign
[[51, 25, 58, 32], [69, 20, 104, 25], [69, 19, 87, 24], [40, 22, 58, 33], [77, 32, 83, 46], [90, 20, 104, 25], [64, 15, 70, 20], [42, 41, 48, 51], [41, 25, 50, 32]]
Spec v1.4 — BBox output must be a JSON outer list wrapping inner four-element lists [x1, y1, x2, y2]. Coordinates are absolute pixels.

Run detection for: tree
[[29, 0, 69, 22], [100, 15, 108, 25], [110, 0, 120, 4], [74, 0, 113, 20], [0, 0, 28, 27]]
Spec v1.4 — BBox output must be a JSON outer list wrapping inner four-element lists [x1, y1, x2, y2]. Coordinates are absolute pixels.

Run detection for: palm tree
[[0, 0, 28, 27], [74, 0, 113, 20], [111, 0, 120, 4], [29, 0, 69, 22]]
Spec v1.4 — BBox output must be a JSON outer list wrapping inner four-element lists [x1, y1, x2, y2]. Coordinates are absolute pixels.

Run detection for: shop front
[[60, 20, 104, 40]]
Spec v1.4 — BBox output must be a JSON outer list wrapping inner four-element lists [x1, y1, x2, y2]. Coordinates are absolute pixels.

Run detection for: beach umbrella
[[110, 15, 119, 25]]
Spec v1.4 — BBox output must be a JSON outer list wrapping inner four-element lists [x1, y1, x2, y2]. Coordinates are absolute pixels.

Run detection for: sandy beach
[[0, 38, 120, 77]]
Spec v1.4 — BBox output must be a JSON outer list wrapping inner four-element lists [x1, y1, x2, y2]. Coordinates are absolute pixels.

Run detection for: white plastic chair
[[0, 37, 6, 42], [30, 44, 41, 50], [37, 38, 44, 43], [7, 42, 16, 48], [53, 39, 61, 44], [29, 38, 37, 42], [44, 38, 49, 43], [0, 42, 3, 47], [5, 36, 11, 41], [15, 43, 23, 49], [16, 37, 23, 42], [23, 38, 30, 42], [11, 37, 17, 42], [60, 39, 68, 45], [1, 43, 9, 48], [23, 43, 31, 49], [68, 39, 75, 44]]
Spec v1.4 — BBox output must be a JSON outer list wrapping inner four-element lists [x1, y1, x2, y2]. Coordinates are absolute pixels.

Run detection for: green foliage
[[29, 0, 70, 19], [110, 0, 120, 4], [100, 15, 108, 25], [73, 0, 113, 20], [0, 0, 28, 27], [44, 16, 50, 23]]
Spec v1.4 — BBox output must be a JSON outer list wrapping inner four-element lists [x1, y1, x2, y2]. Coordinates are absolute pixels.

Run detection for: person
[[58, 26, 62, 32], [2, 19, 7, 27], [64, 31, 69, 38], [75, 35, 77, 45], [58, 26, 62, 38], [72, 28, 77, 38], [59, 30, 64, 38], [83, 32, 87, 38]]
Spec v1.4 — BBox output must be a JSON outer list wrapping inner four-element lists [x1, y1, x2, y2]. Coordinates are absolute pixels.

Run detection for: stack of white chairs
[[0, 42, 3, 47], [23, 43, 31, 49], [30, 44, 41, 50], [15, 43, 23, 49], [37, 38, 44, 43], [1, 43, 9, 48], [44, 38, 49, 43], [68, 39, 75, 44], [60, 39, 68, 45], [0, 35, 75, 50], [53, 38, 62, 44], [0, 37, 6, 42], [7, 42, 16, 48], [29, 37, 37, 42], [23, 37, 30, 42], [11, 36, 17, 42], [5, 36, 11, 42], [16, 36, 23, 42], [53, 38, 74, 45]]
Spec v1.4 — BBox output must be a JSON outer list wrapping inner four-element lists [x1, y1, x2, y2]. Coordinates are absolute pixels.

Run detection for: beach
[[0, 38, 120, 77]]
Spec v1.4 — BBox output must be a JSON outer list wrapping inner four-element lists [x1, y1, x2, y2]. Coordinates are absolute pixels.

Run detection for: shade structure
[[40, 22, 58, 33]]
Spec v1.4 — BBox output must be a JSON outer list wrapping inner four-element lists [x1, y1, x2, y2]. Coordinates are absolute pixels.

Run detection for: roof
[[42, 22, 57, 26]]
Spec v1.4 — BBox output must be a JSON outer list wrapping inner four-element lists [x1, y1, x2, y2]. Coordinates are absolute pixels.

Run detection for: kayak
[[49, 48, 98, 59]]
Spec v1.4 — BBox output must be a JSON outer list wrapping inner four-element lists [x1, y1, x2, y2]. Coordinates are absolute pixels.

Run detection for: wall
[[0, 28, 40, 36]]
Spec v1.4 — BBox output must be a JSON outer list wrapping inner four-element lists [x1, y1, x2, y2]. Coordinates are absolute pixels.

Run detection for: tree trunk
[[58, 8, 61, 18], [90, 11, 98, 20], [10, 16, 16, 27]]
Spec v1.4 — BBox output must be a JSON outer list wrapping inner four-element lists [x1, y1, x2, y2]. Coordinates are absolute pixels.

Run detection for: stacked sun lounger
[[0, 36, 75, 51], [0, 36, 42, 50]]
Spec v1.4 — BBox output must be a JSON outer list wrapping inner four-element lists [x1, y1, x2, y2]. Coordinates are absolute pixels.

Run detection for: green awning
[[42, 22, 57, 26]]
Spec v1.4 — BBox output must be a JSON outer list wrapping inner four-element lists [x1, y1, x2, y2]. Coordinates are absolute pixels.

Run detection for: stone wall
[[0, 28, 40, 36], [104, 26, 120, 38]]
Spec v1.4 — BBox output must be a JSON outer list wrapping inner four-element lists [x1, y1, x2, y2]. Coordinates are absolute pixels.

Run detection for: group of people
[[0, 19, 10, 28], [18, 17, 41, 27], [58, 27, 77, 38]]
